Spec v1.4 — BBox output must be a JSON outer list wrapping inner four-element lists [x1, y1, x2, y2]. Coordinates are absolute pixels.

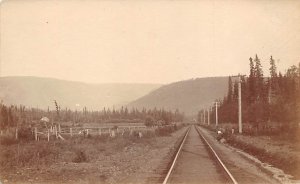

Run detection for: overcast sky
[[1, 0, 300, 84]]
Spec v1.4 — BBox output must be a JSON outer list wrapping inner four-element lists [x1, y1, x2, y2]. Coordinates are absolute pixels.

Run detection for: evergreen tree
[[248, 57, 256, 103], [1, 106, 8, 129], [227, 76, 233, 103], [254, 54, 264, 101], [269, 56, 277, 78]]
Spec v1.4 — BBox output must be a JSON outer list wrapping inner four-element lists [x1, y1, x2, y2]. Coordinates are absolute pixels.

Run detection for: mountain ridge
[[128, 77, 229, 115], [0, 76, 161, 110], [0, 76, 229, 115]]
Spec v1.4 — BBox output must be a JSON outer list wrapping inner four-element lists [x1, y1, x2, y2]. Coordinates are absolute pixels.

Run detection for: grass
[[0, 124, 188, 184], [0, 125, 184, 172], [0, 136, 131, 172], [72, 150, 88, 163], [0, 135, 19, 146], [225, 133, 300, 179]]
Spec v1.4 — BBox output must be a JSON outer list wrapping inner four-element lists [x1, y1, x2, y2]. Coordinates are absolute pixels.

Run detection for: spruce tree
[[268, 56, 279, 104], [227, 76, 233, 103], [248, 57, 255, 103], [269, 56, 277, 78], [254, 54, 264, 100]]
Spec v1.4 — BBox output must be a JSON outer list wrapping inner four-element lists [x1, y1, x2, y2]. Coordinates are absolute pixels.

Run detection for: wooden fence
[[33, 124, 156, 141]]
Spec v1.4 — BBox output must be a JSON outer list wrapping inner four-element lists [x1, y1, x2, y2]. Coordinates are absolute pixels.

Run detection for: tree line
[[200, 55, 300, 130], [0, 102, 184, 130]]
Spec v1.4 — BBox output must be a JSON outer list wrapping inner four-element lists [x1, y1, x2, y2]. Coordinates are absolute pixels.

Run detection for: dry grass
[[0, 125, 187, 184], [0, 125, 182, 170], [227, 135, 300, 179]]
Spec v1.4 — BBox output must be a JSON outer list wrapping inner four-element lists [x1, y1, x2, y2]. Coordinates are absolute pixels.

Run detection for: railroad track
[[162, 125, 238, 184]]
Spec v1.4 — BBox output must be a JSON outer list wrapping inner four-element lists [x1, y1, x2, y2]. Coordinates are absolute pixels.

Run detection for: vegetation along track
[[162, 125, 237, 184]]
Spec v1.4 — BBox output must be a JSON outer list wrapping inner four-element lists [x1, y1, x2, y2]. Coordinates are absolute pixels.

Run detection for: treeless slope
[[129, 77, 228, 115]]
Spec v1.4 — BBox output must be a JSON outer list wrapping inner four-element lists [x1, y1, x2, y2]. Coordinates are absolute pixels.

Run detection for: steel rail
[[195, 126, 238, 184], [162, 126, 191, 184]]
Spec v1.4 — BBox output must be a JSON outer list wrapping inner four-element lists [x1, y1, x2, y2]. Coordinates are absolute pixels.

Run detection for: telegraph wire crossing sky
[[0, 0, 300, 84]]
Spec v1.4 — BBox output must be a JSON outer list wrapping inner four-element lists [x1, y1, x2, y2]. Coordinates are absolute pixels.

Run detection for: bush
[[73, 150, 88, 163], [18, 127, 33, 141], [0, 136, 18, 145], [141, 130, 156, 138], [0, 149, 14, 167], [155, 126, 175, 136], [94, 134, 110, 142], [145, 116, 155, 127]]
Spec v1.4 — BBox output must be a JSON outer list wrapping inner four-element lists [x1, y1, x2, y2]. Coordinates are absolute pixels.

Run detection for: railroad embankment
[[201, 124, 300, 182], [226, 132, 300, 181]]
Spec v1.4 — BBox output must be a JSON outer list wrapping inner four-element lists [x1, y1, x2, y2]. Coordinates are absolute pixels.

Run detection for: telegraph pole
[[238, 75, 242, 133], [200, 111, 203, 124], [207, 108, 210, 125], [232, 75, 244, 134], [214, 102, 219, 126], [203, 109, 206, 124]]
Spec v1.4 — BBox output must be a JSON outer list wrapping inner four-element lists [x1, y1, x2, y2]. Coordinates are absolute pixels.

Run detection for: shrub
[[94, 134, 110, 142], [73, 150, 88, 163], [18, 127, 33, 141], [141, 130, 156, 138], [155, 126, 175, 136], [0, 149, 15, 167], [145, 116, 155, 127], [0, 136, 18, 145]]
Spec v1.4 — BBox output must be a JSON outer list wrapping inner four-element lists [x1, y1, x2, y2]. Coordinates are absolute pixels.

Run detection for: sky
[[1, 0, 300, 84]]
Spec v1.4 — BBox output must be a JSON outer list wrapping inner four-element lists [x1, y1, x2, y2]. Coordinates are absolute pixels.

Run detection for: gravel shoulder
[[197, 126, 282, 184], [229, 133, 300, 182]]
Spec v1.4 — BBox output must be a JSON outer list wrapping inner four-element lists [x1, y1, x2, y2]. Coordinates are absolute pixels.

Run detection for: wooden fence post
[[111, 130, 115, 138], [34, 127, 38, 141], [86, 129, 89, 136], [15, 128, 18, 140], [58, 124, 61, 133], [70, 128, 73, 137], [55, 125, 58, 139], [47, 129, 50, 142], [130, 129, 133, 136]]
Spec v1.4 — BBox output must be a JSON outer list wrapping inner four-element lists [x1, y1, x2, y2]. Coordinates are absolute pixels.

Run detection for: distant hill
[[0, 76, 161, 110], [128, 77, 229, 115]]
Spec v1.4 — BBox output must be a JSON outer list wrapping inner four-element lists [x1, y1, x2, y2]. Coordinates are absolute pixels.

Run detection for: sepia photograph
[[0, 0, 299, 183]]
